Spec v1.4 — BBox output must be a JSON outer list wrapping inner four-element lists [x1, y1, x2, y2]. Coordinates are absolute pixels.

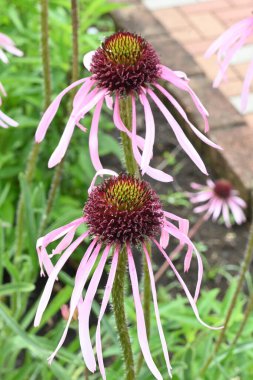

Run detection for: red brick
[[233, 63, 250, 80], [186, 39, 215, 55], [153, 8, 188, 30], [170, 28, 200, 43], [181, 0, 230, 14], [220, 79, 243, 97], [195, 55, 238, 82], [217, 7, 253, 26], [188, 12, 226, 38]]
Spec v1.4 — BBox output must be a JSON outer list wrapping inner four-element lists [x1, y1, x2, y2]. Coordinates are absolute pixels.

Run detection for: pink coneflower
[[34, 172, 220, 379], [36, 31, 221, 182], [0, 32, 23, 63], [189, 179, 246, 227], [0, 83, 18, 128], [205, 17, 253, 112]]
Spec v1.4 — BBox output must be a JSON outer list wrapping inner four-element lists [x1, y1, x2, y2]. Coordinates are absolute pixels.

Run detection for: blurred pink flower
[[0, 32, 23, 63], [0, 83, 18, 128], [189, 179, 246, 227], [34, 172, 220, 380], [205, 17, 253, 112], [36, 32, 221, 182]]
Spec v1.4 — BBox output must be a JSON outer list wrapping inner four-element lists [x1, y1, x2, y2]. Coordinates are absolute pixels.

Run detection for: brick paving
[[112, 0, 253, 204], [146, 0, 253, 118]]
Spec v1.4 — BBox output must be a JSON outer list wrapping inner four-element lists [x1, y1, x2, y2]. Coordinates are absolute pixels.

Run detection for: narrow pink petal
[[212, 199, 223, 221], [48, 240, 99, 365], [191, 182, 205, 190], [34, 231, 89, 327], [96, 247, 119, 379], [37, 246, 54, 277], [162, 224, 203, 301], [228, 200, 246, 224], [113, 94, 145, 150], [51, 227, 77, 256], [89, 98, 104, 171], [232, 196, 247, 208], [105, 94, 113, 110], [190, 191, 213, 204], [35, 78, 87, 142], [131, 94, 173, 182], [1, 43, 23, 57], [221, 203, 231, 227], [139, 92, 155, 173], [88, 169, 118, 194], [155, 83, 221, 149], [148, 89, 208, 175], [79, 245, 111, 372], [0, 110, 18, 127], [75, 88, 107, 120], [143, 244, 172, 377], [205, 18, 253, 58], [127, 244, 163, 380], [0, 119, 8, 128], [241, 59, 253, 111], [83, 51, 96, 71], [0, 49, 8, 63], [0, 82, 6, 97], [153, 239, 222, 329], [73, 78, 95, 109], [160, 225, 170, 249], [193, 202, 211, 214]]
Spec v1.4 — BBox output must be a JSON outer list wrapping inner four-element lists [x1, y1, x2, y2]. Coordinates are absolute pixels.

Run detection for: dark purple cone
[[90, 32, 161, 95], [84, 174, 164, 245], [214, 179, 232, 199]]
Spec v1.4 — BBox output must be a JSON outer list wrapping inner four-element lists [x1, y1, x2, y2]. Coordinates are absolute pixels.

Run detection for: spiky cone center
[[90, 32, 161, 95], [84, 174, 164, 245], [214, 179, 232, 199]]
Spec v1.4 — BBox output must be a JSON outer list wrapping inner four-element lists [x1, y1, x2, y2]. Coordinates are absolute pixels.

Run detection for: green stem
[[39, 0, 79, 235], [112, 246, 135, 380], [231, 289, 253, 346], [15, 0, 51, 261], [199, 220, 253, 376], [119, 96, 139, 177]]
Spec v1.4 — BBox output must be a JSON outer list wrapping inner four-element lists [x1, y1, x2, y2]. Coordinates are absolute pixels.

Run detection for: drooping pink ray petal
[[143, 244, 172, 378], [51, 227, 78, 257], [35, 78, 87, 143], [0, 110, 18, 127], [75, 88, 107, 120], [222, 202, 231, 228], [83, 50, 96, 71], [73, 78, 95, 109], [212, 198, 223, 221], [189, 191, 213, 204], [153, 239, 222, 330], [228, 200, 246, 224], [241, 59, 253, 111], [39, 217, 84, 248], [34, 231, 89, 327], [162, 223, 203, 301], [193, 202, 212, 214], [205, 18, 253, 58], [48, 239, 99, 365], [148, 89, 208, 175], [105, 94, 113, 110], [79, 245, 111, 372], [0, 49, 8, 63], [96, 246, 119, 380], [159, 65, 209, 132], [89, 98, 104, 171], [131, 94, 173, 183], [88, 169, 118, 194], [0, 82, 6, 97], [139, 92, 155, 173], [127, 244, 163, 380], [37, 246, 54, 277], [113, 94, 145, 150], [232, 196, 247, 208], [1, 43, 23, 57], [154, 83, 222, 150]]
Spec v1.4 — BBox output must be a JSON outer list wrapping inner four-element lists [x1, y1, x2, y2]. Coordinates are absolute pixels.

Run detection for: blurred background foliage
[[0, 1, 252, 379]]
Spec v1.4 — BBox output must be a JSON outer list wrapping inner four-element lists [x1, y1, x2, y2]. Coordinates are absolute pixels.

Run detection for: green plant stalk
[[111, 95, 137, 379], [15, 0, 51, 262], [199, 220, 253, 376], [112, 246, 135, 380], [39, 0, 79, 236], [119, 95, 152, 376], [231, 288, 253, 346]]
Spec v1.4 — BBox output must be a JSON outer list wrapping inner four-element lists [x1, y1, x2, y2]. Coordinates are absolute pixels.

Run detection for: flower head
[[35, 31, 221, 182], [189, 179, 247, 227], [35, 172, 221, 380], [205, 17, 253, 112], [0, 32, 23, 64]]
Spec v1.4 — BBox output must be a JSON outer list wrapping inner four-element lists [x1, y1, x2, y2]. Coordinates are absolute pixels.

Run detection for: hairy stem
[[39, 0, 79, 235], [112, 246, 135, 380], [15, 0, 51, 261], [199, 220, 253, 376]]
